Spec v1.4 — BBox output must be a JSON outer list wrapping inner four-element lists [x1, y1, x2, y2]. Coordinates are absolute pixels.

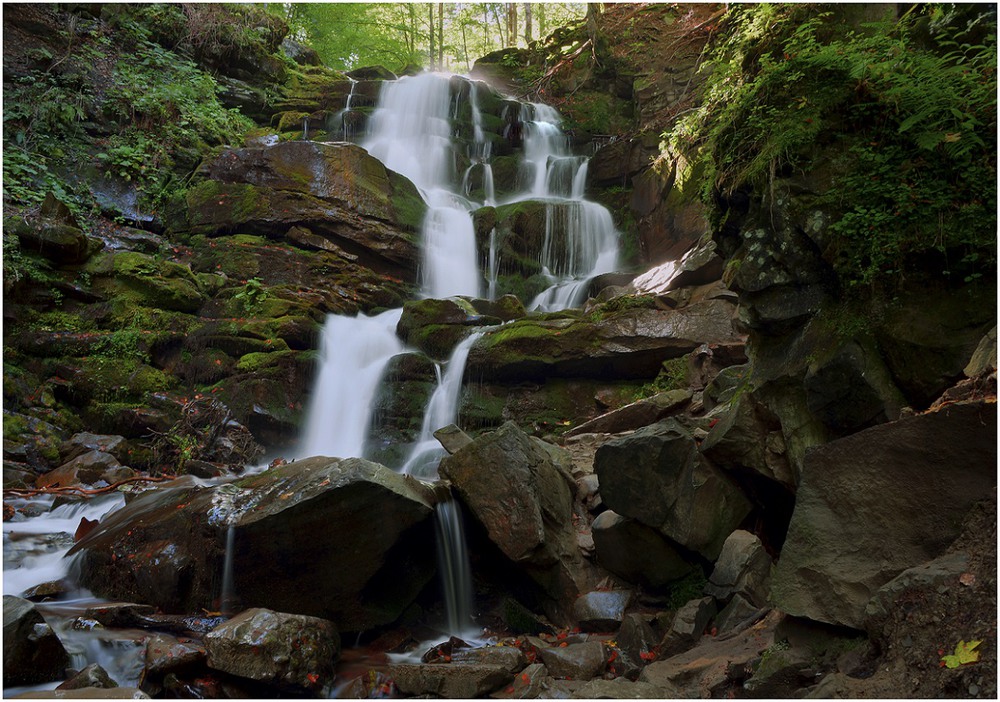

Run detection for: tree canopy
[[275, 3, 585, 73]]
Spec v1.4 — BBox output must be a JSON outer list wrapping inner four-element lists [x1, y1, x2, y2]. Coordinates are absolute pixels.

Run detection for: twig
[[4, 474, 178, 499]]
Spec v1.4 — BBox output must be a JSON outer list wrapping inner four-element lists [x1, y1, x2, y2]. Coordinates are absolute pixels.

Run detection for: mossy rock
[[236, 349, 299, 373], [112, 252, 206, 313]]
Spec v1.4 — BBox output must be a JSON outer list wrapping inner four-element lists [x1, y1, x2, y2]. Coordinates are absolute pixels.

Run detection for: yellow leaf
[[943, 132, 962, 142], [942, 639, 982, 668]]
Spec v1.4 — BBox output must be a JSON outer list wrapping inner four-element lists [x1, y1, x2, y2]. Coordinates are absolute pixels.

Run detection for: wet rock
[[440, 422, 594, 623], [537, 641, 607, 680], [771, 400, 996, 629], [629, 239, 724, 296], [572, 677, 676, 698], [564, 390, 691, 437], [591, 511, 696, 589], [964, 325, 997, 377], [60, 433, 128, 463], [704, 530, 772, 607], [450, 645, 529, 673], [572, 590, 633, 633], [57, 664, 117, 690], [397, 297, 495, 358], [595, 420, 752, 560], [144, 632, 206, 675], [84, 603, 156, 628], [489, 662, 566, 698], [390, 663, 512, 698], [433, 424, 473, 454], [3, 595, 71, 686], [205, 608, 339, 693], [70, 458, 438, 632], [36, 450, 134, 489], [466, 300, 741, 382], [660, 597, 717, 657], [13, 689, 151, 699]]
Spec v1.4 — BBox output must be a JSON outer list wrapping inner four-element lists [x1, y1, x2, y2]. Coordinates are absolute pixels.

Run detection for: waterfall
[[329, 77, 358, 141], [400, 331, 483, 479], [364, 73, 481, 298], [297, 309, 404, 459], [434, 498, 475, 637]]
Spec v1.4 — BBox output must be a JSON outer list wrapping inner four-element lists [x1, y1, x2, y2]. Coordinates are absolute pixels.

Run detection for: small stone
[[969, 683, 980, 696]]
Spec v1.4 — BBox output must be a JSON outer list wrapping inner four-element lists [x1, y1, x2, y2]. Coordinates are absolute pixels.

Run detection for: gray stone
[[205, 608, 339, 693], [489, 663, 570, 698], [572, 590, 632, 632], [434, 424, 473, 454], [564, 390, 692, 437], [595, 420, 752, 559], [3, 595, 71, 686], [572, 678, 676, 698], [60, 433, 128, 463], [591, 511, 696, 589], [84, 603, 156, 628], [865, 551, 970, 638], [712, 594, 762, 636], [704, 530, 772, 606], [390, 663, 512, 698], [440, 423, 594, 622], [450, 645, 529, 673], [661, 597, 717, 656], [56, 664, 117, 690], [144, 632, 206, 675], [772, 400, 996, 628], [964, 325, 997, 377], [616, 613, 659, 666], [36, 450, 133, 489], [13, 689, 150, 699], [537, 641, 607, 680]]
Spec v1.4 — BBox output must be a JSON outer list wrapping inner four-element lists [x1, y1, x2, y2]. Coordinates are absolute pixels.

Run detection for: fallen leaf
[[941, 639, 982, 668], [959, 572, 976, 587]]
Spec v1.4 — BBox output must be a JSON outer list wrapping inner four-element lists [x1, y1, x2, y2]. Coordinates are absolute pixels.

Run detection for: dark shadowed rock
[[595, 420, 752, 559], [704, 530, 772, 607], [205, 608, 339, 693], [771, 400, 997, 629], [440, 422, 594, 623], [3, 595, 71, 686], [616, 613, 660, 667], [489, 662, 567, 698], [70, 458, 438, 632], [449, 645, 529, 673], [660, 597, 717, 657], [565, 390, 691, 437], [144, 632, 207, 675]]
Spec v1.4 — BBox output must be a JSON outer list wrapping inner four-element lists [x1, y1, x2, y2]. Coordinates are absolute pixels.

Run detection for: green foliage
[[233, 277, 270, 316], [93, 329, 148, 362], [635, 357, 689, 400], [666, 570, 708, 610], [669, 5, 997, 289]]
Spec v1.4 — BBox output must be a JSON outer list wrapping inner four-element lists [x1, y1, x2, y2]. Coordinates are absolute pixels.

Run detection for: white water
[[329, 77, 359, 141], [400, 331, 483, 478], [434, 498, 476, 637], [297, 308, 404, 459]]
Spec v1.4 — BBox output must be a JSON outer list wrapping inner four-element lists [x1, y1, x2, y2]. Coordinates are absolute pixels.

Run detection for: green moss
[[236, 349, 297, 372]]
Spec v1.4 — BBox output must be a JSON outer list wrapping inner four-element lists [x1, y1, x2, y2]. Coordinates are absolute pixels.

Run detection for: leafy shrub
[[669, 5, 997, 288]]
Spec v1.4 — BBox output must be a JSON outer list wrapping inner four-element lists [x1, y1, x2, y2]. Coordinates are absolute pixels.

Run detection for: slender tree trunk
[[438, 2, 444, 69], [407, 4, 417, 56], [483, 5, 489, 48], [586, 3, 601, 46], [428, 3, 435, 69], [507, 3, 517, 47], [537, 3, 546, 38], [461, 21, 470, 71], [524, 3, 532, 44], [492, 4, 506, 47]]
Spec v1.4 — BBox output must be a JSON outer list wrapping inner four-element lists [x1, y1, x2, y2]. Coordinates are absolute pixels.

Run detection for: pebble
[[969, 683, 980, 696]]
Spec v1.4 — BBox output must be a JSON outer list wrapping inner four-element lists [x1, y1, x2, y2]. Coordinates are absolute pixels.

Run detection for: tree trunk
[[438, 2, 444, 68], [538, 3, 546, 37], [586, 3, 601, 46], [507, 3, 518, 47], [428, 3, 435, 70], [524, 3, 532, 44], [461, 20, 470, 72]]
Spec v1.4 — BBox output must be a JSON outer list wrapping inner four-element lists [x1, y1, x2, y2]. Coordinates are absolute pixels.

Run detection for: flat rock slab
[[573, 590, 633, 633], [572, 677, 678, 698], [390, 663, 513, 698], [537, 641, 607, 680]]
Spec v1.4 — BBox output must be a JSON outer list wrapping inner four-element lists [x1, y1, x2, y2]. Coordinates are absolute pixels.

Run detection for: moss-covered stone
[[112, 252, 206, 313]]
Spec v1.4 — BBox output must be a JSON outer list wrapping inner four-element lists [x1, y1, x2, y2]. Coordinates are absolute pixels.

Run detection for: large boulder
[[771, 400, 997, 629], [204, 608, 339, 694], [3, 595, 71, 686], [595, 420, 752, 560], [439, 422, 594, 623], [591, 511, 696, 589], [564, 389, 691, 437], [185, 141, 425, 279], [69, 458, 437, 633], [466, 301, 741, 382], [11, 193, 91, 265]]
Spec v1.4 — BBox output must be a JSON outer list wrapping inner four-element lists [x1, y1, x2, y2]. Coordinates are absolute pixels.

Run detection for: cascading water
[[400, 331, 484, 478], [297, 308, 404, 459], [329, 77, 359, 141], [434, 498, 475, 637]]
